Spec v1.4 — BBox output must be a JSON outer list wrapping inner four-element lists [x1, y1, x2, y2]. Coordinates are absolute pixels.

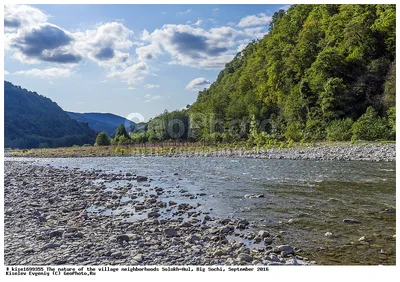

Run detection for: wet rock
[[236, 219, 249, 229], [42, 243, 61, 251], [258, 230, 270, 238], [136, 176, 148, 182], [343, 219, 361, 224], [23, 248, 34, 254], [49, 229, 64, 238], [220, 219, 231, 225], [168, 200, 177, 206], [186, 234, 201, 243], [164, 228, 178, 237], [179, 222, 193, 228], [110, 251, 122, 258], [285, 258, 298, 265], [277, 245, 294, 255], [263, 238, 273, 245], [148, 211, 160, 218], [133, 254, 143, 262], [220, 226, 234, 234], [237, 253, 253, 263], [244, 194, 264, 198]]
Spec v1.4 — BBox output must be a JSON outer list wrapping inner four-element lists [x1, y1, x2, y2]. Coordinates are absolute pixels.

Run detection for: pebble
[[3, 160, 313, 266]]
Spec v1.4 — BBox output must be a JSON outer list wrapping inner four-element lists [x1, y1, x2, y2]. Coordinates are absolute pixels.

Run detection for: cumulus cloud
[[128, 86, 136, 90], [6, 23, 82, 64], [73, 22, 134, 66], [13, 67, 75, 78], [238, 13, 272, 28], [5, 70, 10, 75], [185, 77, 211, 90], [4, 4, 48, 31], [138, 24, 243, 68], [4, 4, 272, 86], [136, 42, 163, 61], [144, 84, 160, 89]]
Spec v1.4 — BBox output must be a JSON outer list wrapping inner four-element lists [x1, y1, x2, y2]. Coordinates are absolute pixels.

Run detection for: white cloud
[[13, 67, 75, 78], [243, 27, 267, 39], [5, 70, 10, 75], [106, 62, 149, 85], [138, 24, 242, 69], [136, 42, 163, 61], [237, 43, 249, 53], [73, 22, 134, 66], [193, 19, 203, 26], [128, 86, 136, 90], [238, 13, 272, 28], [177, 9, 192, 16], [144, 94, 162, 103], [185, 77, 211, 90], [4, 4, 48, 31], [4, 4, 271, 86], [144, 84, 160, 89], [5, 23, 82, 64]]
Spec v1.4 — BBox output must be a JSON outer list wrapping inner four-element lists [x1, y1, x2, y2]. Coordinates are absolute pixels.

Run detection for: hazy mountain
[[67, 112, 136, 136]]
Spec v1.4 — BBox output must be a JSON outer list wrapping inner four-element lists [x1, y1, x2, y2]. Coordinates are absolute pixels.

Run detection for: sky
[[4, 4, 290, 121]]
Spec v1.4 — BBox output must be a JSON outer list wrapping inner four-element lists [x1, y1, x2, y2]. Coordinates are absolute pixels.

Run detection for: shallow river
[[10, 156, 396, 265]]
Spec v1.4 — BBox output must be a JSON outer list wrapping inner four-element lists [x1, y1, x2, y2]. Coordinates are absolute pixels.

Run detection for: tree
[[320, 77, 347, 121], [95, 132, 111, 146], [351, 106, 391, 141], [114, 124, 130, 140]]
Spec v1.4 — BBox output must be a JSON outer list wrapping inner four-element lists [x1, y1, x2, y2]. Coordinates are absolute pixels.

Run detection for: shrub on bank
[[326, 118, 353, 141], [351, 106, 392, 141]]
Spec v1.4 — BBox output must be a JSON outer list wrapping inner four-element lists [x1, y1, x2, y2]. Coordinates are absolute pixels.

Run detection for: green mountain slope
[[5, 81, 96, 149], [185, 4, 395, 143]]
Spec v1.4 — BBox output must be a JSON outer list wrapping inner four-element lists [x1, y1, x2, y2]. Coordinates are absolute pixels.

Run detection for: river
[[7, 156, 396, 265]]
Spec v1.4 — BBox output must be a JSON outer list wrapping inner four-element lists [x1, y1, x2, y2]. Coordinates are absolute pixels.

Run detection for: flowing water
[[8, 156, 396, 265]]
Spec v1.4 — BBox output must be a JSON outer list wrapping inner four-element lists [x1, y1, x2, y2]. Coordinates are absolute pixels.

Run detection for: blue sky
[[4, 4, 289, 121]]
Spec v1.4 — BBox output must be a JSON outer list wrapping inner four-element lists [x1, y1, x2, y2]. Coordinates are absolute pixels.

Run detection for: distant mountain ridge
[[4, 81, 96, 149], [67, 112, 136, 136]]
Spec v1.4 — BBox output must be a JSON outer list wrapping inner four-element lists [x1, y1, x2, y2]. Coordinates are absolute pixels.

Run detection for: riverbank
[[4, 160, 315, 266], [8, 141, 396, 161]]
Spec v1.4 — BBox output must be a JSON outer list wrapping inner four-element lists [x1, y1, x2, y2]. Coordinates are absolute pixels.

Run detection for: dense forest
[[129, 4, 395, 146], [4, 81, 96, 149]]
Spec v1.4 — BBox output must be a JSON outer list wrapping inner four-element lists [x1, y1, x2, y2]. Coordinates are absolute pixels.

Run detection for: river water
[[8, 156, 396, 265]]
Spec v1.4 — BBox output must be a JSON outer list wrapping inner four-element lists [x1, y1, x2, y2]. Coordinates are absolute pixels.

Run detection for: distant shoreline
[[7, 142, 396, 162]]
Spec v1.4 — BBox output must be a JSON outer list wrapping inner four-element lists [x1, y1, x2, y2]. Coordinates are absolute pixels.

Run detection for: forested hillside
[[5, 81, 96, 149], [141, 4, 395, 145]]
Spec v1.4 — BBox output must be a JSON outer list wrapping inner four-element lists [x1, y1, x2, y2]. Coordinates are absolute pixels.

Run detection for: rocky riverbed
[[4, 160, 315, 266], [8, 142, 396, 162], [164, 143, 396, 162]]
